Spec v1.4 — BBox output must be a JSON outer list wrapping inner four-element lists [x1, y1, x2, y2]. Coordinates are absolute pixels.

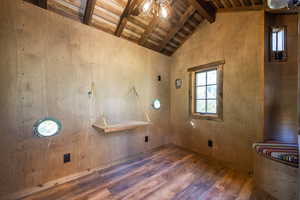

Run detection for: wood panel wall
[[170, 11, 265, 172], [298, 136, 300, 200], [264, 13, 298, 144], [254, 153, 298, 200], [0, 0, 171, 196]]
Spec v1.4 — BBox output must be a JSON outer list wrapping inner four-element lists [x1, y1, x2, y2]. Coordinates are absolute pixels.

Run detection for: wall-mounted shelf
[[92, 121, 151, 133]]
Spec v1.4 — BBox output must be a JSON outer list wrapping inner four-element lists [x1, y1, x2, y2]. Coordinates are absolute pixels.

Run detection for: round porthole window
[[33, 118, 62, 137], [152, 99, 161, 110]]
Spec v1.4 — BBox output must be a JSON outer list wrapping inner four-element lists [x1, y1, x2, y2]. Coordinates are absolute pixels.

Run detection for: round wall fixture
[[33, 117, 62, 137], [152, 99, 161, 110]]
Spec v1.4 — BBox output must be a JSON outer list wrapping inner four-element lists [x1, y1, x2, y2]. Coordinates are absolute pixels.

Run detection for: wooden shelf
[[92, 121, 151, 133]]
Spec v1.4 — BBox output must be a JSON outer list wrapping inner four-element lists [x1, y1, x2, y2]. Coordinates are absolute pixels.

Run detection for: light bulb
[[142, 0, 152, 13], [160, 6, 168, 18]]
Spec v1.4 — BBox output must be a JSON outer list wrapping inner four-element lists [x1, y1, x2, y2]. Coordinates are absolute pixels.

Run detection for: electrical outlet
[[64, 153, 71, 163], [157, 75, 161, 81], [208, 140, 213, 148], [145, 136, 149, 143]]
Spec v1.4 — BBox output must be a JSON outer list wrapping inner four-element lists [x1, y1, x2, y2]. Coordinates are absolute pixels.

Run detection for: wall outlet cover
[[208, 140, 213, 148], [64, 153, 71, 163], [145, 136, 149, 143]]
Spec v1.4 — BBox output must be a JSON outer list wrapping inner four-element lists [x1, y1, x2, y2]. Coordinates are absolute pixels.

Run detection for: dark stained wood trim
[[83, 0, 97, 25], [159, 6, 196, 52], [265, 7, 300, 14], [187, 60, 225, 72], [217, 5, 263, 12], [187, 0, 216, 23]]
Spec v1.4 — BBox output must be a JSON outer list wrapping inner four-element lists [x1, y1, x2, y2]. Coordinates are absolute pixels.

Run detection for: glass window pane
[[196, 86, 206, 99], [277, 29, 284, 51], [207, 100, 217, 113], [196, 72, 206, 86], [272, 32, 277, 51], [196, 100, 206, 113], [207, 85, 217, 99], [207, 70, 217, 85]]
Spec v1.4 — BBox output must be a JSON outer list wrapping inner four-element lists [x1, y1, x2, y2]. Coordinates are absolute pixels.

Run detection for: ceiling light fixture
[[138, 0, 173, 19]]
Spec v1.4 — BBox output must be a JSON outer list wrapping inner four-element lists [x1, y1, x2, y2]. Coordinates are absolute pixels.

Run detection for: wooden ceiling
[[25, 0, 264, 56]]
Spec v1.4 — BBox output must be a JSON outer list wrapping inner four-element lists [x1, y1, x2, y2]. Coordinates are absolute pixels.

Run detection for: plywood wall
[[264, 13, 298, 144], [170, 11, 265, 172], [254, 153, 298, 200], [0, 0, 171, 196]]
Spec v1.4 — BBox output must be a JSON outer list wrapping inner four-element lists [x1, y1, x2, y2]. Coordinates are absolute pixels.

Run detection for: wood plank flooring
[[21, 146, 276, 200]]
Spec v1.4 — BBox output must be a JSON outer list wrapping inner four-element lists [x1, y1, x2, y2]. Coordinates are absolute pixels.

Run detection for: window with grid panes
[[195, 69, 217, 114], [188, 61, 224, 120]]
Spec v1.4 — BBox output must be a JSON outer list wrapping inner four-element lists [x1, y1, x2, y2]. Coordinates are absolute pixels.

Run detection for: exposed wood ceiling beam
[[139, 16, 160, 45], [38, 0, 47, 9], [96, 1, 123, 16], [128, 16, 147, 29], [239, 0, 246, 7], [220, 0, 229, 8], [138, 0, 177, 46], [83, 0, 97, 25], [187, 0, 216, 23], [159, 6, 196, 52], [210, 0, 220, 9], [25, 0, 47, 9], [113, 0, 127, 7], [228, 0, 236, 7], [115, 0, 140, 37], [250, 0, 256, 6]]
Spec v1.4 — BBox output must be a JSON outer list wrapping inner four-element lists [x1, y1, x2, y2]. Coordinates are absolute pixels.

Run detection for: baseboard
[[2, 144, 172, 200]]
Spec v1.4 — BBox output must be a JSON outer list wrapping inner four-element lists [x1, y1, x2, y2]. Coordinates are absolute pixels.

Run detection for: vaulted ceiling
[[25, 0, 264, 56]]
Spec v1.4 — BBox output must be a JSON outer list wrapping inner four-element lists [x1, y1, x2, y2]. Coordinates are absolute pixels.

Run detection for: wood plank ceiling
[[25, 0, 264, 56]]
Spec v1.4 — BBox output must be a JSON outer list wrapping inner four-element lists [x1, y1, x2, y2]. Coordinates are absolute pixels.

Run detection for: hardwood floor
[[21, 146, 276, 200]]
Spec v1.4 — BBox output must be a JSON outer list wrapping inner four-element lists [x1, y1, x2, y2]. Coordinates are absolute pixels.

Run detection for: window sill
[[191, 113, 223, 121]]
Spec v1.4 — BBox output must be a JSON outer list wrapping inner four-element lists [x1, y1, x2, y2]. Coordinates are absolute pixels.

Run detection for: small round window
[[152, 99, 161, 110], [33, 118, 62, 137]]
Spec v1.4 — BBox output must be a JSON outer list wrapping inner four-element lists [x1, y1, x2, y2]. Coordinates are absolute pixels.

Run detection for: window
[[188, 60, 224, 120], [270, 26, 287, 62], [195, 69, 217, 114]]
